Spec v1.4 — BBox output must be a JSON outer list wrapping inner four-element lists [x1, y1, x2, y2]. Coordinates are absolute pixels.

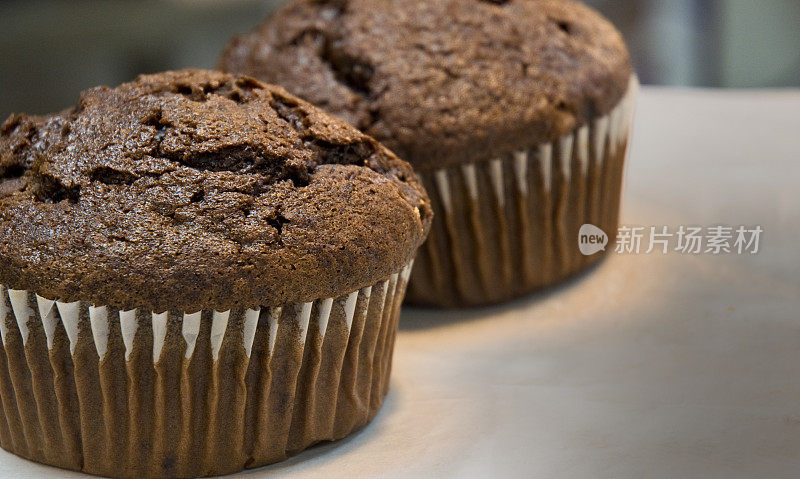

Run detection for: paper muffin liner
[[406, 76, 639, 307], [0, 261, 413, 478]]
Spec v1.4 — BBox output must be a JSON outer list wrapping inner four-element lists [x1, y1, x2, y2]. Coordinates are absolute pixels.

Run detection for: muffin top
[[0, 69, 432, 313], [219, 0, 633, 171]]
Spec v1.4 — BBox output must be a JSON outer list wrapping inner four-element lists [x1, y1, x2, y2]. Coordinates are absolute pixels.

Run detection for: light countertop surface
[[2, 87, 799, 478]]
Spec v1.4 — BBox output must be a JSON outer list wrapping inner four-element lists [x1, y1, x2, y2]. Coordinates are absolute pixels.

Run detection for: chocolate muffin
[[220, 0, 638, 307], [0, 69, 431, 477]]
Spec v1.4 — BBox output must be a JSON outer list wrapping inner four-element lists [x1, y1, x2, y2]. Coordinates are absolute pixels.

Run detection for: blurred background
[[0, 0, 798, 116]]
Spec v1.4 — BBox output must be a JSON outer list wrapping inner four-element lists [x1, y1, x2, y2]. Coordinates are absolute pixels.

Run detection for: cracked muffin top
[[219, 0, 633, 172], [0, 69, 432, 312]]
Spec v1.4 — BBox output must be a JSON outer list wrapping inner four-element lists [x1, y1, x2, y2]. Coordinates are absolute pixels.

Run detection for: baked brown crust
[[0, 69, 432, 312], [219, 0, 633, 171]]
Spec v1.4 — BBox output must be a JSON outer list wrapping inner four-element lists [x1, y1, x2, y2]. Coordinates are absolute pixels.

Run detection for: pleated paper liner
[[0, 261, 413, 478], [406, 76, 639, 307]]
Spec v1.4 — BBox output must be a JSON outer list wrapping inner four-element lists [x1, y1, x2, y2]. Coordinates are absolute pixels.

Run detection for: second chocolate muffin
[[220, 0, 638, 307]]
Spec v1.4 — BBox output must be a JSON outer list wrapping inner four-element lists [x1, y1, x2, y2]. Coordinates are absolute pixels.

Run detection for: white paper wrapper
[[0, 261, 413, 478], [407, 76, 639, 307]]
